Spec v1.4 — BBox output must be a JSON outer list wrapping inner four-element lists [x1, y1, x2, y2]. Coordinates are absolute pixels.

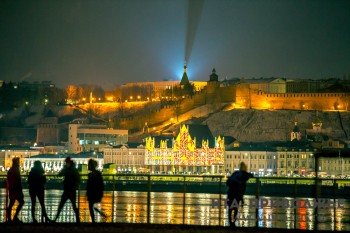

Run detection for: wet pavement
[[0, 223, 337, 233]]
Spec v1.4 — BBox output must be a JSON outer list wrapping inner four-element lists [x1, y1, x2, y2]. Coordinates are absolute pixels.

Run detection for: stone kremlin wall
[[250, 89, 349, 110], [114, 81, 349, 131], [115, 84, 236, 130]]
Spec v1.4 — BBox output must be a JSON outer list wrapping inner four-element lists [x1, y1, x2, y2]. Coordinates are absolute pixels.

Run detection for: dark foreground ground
[[0, 223, 338, 233]]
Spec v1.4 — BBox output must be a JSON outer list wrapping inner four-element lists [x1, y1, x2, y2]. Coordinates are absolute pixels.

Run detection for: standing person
[[6, 157, 24, 223], [54, 157, 80, 223], [28, 160, 51, 223], [226, 162, 253, 228], [87, 158, 106, 223]]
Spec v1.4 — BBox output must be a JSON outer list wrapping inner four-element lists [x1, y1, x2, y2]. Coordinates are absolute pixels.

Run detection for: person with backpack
[[54, 156, 80, 223], [87, 158, 106, 223], [226, 162, 253, 228]]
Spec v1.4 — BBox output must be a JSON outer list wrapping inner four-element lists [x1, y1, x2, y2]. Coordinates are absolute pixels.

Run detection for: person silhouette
[[6, 157, 24, 223], [226, 162, 253, 228], [54, 157, 80, 223], [28, 160, 51, 223], [87, 158, 106, 223]]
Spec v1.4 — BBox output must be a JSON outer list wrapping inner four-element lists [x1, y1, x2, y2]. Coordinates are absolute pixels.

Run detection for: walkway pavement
[[0, 223, 336, 233]]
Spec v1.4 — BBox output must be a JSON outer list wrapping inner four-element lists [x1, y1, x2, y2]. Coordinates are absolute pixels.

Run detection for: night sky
[[1, 0, 350, 90]]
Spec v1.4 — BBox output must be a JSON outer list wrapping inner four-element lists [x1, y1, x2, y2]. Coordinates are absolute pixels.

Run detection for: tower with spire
[[179, 62, 195, 97], [206, 68, 220, 94], [209, 68, 218, 82], [180, 63, 190, 86]]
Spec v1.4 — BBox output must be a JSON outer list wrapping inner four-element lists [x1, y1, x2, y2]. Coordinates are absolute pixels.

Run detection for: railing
[[0, 174, 350, 230]]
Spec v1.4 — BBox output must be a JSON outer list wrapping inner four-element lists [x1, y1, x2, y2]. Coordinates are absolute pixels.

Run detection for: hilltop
[[203, 109, 350, 142], [0, 103, 350, 144], [129, 104, 350, 143]]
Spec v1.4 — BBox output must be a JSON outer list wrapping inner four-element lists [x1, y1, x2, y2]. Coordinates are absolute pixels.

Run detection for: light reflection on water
[[1, 189, 350, 231]]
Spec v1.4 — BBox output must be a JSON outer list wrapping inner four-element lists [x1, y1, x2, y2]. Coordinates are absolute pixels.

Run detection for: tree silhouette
[[65, 85, 77, 104]]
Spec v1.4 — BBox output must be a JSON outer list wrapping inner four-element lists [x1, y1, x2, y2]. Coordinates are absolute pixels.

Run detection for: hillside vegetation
[[203, 109, 350, 142]]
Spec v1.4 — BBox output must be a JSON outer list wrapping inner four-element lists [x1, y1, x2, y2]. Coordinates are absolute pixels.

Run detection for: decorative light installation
[[145, 125, 224, 169]]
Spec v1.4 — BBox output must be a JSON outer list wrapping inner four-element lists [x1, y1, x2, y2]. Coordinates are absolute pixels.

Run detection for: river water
[[1, 189, 349, 231]]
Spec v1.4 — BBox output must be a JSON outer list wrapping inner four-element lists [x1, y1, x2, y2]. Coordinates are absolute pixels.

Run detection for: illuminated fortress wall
[[114, 80, 349, 130], [249, 90, 349, 110], [116, 85, 237, 130], [116, 106, 174, 130]]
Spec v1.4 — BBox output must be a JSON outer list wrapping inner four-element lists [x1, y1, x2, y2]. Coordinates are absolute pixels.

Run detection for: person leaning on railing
[[226, 162, 253, 228]]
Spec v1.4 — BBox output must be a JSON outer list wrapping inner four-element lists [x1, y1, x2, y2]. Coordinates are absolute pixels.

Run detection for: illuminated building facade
[[318, 156, 350, 177], [225, 147, 278, 176], [0, 147, 40, 171], [247, 78, 287, 94], [225, 141, 316, 177], [277, 113, 349, 176], [23, 153, 104, 173], [103, 143, 146, 173], [277, 149, 315, 176], [145, 125, 225, 174], [120, 80, 207, 101], [68, 124, 128, 154]]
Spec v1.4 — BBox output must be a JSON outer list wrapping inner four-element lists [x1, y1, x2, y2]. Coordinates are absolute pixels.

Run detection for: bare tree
[[76, 86, 84, 102], [65, 85, 77, 104]]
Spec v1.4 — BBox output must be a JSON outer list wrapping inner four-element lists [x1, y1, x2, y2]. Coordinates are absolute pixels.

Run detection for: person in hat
[[54, 156, 80, 223], [6, 157, 24, 223]]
